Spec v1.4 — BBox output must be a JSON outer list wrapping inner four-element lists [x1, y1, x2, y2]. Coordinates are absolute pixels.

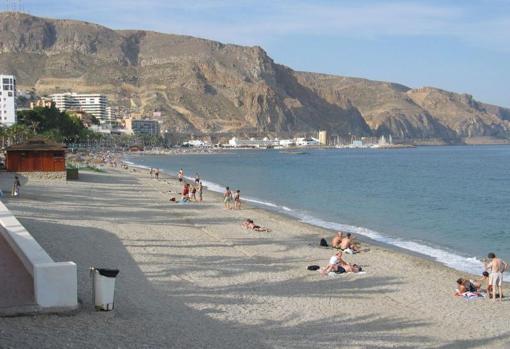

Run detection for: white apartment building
[[50, 92, 109, 123], [0, 75, 17, 126]]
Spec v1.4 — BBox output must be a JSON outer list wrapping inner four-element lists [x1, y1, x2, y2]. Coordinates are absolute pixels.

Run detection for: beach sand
[[0, 167, 509, 348]]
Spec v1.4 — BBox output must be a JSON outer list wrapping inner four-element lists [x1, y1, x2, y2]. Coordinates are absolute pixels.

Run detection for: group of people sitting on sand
[[319, 232, 365, 276], [330, 232, 360, 254], [455, 252, 508, 301]]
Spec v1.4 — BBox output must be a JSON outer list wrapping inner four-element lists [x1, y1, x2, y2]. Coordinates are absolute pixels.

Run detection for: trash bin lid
[[96, 268, 119, 278]]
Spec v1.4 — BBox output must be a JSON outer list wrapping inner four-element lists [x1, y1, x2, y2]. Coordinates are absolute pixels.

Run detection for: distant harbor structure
[[0, 74, 17, 126], [318, 130, 327, 145], [50, 92, 110, 124]]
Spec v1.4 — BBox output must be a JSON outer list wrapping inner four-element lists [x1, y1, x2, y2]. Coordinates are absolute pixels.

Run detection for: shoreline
[[123, 157, 488, 277], [2, 162, 510, 347]]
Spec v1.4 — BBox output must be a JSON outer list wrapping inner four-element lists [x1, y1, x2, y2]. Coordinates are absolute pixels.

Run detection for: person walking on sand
[[234, 190, 241, 210], [191, 185, 197, 201], [12, 176, 20, 197], [198, 181, 203, 202], [224, 186, 233, 209], [155, 168, 160, 180], [178, 168, 184, 182], [485, 252, 509, 301]]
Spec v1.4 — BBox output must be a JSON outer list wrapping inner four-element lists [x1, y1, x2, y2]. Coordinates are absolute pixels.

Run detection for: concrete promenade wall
[[0, 200, 77, 309]]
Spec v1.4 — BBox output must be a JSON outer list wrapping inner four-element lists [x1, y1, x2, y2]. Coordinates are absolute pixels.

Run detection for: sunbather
[[331, 232, 344, 248], [242, 219, 271, 232], [339, 233, 359, 253]]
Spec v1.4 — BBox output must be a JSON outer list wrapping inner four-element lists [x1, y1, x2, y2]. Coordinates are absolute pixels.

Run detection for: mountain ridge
[[1, 12, 509, 143]]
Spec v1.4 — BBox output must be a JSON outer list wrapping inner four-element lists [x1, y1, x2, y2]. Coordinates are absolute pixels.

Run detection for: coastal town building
[[125, 118, 161, 136], [50, 93, 109, 123], [0, 74, 17, 126], [228, 137, 279, 148], [296, 137, 320, 146], [29, 97, 54, 109], [318, 130, 327, 145]]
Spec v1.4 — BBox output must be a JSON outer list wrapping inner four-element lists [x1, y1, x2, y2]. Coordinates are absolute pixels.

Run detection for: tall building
[[0, 75, 17, 126], [50, 93, 109, 123]]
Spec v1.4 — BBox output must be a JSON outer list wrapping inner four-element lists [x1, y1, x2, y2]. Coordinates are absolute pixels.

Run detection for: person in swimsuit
[[339, 233, 359, 253], [178, 168, 184, 182], [198, 181, 203, 202], [241, 219, 271, 232], [181, 183, 190, 201], [455, 278, 477, 296], [155, 168, 160, 180], [331, 232, 344, 248], [234, 190, 241, 210], [194, 172, 200, 184], [485, 252, 508, 301], [224, 186, 233, 209]]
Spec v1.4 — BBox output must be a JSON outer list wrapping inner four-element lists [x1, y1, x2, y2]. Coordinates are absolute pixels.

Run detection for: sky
[[11, 0, 510, 107]]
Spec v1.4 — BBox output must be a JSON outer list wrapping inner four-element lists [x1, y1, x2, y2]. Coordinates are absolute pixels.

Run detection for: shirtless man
[[339, 233, 359, 253], [485, 252, 508, 301], [331, 232, 344, 248]]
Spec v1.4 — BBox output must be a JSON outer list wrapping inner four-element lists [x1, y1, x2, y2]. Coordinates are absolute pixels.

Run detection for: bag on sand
[[319, 238, 328, 247], [307, 265, 320, 271]]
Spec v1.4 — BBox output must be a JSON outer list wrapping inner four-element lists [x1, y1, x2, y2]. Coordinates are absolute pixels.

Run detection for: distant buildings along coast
[[50, 93, 110, 124]]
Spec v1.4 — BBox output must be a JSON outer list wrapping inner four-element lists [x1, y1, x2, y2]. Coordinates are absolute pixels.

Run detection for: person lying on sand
[[454, 278, 482, 297], [320, 251, 363, 276], [242, 219, 271, 232], [339, 233, 359, 253]]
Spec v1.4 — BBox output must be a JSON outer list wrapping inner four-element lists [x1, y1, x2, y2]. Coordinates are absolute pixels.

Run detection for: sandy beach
[[0, 166, 509, 349]]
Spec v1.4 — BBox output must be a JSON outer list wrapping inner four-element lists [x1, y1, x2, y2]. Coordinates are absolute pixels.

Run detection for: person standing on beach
[[149, 168, 154, 178], [194, 172, 200, 184], [234, 190, 241, 210], [178, 168, 184, 182], [224, 186, 233, 209], [198, 181, 203, 202], [485, 252, 508, 301], [12, 176, 20, 197], [155, 168, 160, 180]]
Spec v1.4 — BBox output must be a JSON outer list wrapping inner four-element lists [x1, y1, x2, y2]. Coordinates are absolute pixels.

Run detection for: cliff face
[[1, 12, 509, 142], [294, 73, 510, 142]]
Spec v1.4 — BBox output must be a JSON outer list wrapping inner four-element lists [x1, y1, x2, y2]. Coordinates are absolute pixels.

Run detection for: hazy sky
[[16, 0, 510, 107]]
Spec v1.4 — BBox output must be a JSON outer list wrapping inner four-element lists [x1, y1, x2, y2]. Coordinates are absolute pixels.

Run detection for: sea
[[125, 145, 510, 274]]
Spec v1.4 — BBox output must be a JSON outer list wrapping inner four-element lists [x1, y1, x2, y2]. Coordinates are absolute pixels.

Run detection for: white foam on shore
[[199, 177, 484, 274], [125, 158, 485, 275]]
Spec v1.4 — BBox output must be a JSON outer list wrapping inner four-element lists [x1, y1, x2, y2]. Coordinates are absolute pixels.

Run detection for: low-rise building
[[228, 137, 279, 148], [125, 118, 161, 136], [30, 97, 54, 109], [296, 137, 320, 146]]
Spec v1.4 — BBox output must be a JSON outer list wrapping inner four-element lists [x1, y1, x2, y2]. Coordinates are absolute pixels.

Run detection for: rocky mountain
[[1, 12, 509, 143]]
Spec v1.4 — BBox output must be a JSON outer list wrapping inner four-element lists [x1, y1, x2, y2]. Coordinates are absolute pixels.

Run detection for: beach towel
[[462, 292, 485, 300], [325, 271, 367, 278]]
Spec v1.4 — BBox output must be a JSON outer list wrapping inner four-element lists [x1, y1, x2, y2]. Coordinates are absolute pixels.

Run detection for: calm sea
[[126, 145, 510, 274]]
